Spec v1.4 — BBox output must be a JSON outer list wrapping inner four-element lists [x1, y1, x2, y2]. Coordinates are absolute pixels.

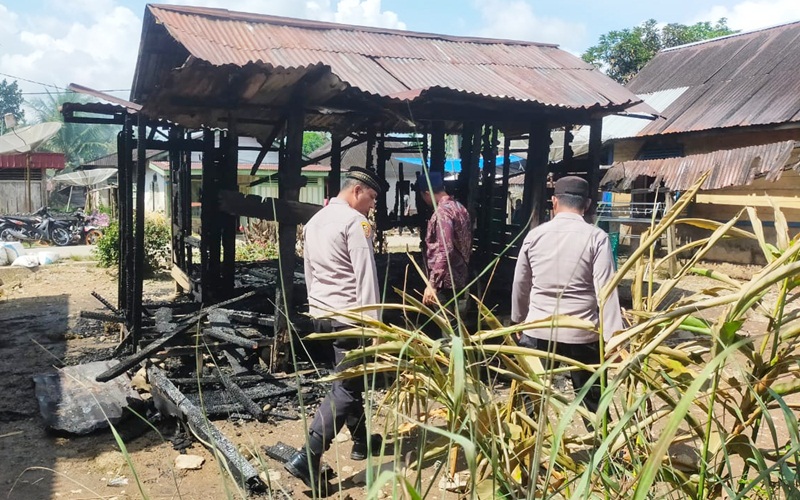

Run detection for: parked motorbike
[[0, 207, 74, 247], [70, 209, 108, 245]]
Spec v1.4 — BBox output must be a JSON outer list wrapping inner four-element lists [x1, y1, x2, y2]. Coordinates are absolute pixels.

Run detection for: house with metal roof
[[599, 21, 800, 264], [62, 3, 650, 371], [0, 153, 66, 214]]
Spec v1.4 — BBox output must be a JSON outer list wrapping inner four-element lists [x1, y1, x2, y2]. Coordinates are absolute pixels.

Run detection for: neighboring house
[[598, 21, 800, 264], [149, 160, 328, 231], [308, 138, 425, 216], [0, 153, 66, 214]]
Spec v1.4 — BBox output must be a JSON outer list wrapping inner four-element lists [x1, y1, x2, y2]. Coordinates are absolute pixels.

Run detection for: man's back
[[425, 198, 472, 290], [512, 212, 621, 343]]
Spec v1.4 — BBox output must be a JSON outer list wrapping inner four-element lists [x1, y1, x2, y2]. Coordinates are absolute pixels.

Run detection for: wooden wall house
[[600, 21, 800, 264]]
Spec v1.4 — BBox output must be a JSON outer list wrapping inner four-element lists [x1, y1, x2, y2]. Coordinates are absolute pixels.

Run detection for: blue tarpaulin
[[395, 155, 524, 174]]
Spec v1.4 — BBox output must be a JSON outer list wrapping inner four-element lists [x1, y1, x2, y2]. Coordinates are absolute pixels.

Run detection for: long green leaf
[[632, 339, 747, 499]]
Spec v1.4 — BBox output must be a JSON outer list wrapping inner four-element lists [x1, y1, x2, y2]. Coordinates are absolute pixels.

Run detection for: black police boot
[[285, 447, 326, 494], [350, 434, 383, 461]]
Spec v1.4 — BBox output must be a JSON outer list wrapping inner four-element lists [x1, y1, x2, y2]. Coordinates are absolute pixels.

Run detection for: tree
[[0, 79, 25, 134], [582, 19, 737, 84], [302, 131, 328, 157], [28, 91, 118, 170]]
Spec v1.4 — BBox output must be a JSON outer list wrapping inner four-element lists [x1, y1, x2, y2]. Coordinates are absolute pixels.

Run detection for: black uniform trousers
[[307, 320, 368, 455], [517, 335, 602, 414]]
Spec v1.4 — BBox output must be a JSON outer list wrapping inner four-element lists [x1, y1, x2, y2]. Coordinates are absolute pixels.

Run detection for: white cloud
[[331, 0, 406, 29], [695, 0, 800, 32], [473, 0, 587, 53], [0, 1, 140, 100], [164, 0, 405, 28], [0, 0, 406, 101]]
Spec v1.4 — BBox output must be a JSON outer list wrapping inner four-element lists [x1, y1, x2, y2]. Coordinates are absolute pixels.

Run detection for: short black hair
[[555, 193, 587, 210]]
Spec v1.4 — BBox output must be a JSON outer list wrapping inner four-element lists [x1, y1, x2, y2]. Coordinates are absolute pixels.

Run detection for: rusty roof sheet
[[0, 153, 66, 170], [136, 4, 646, 113], [601, 141, 798, 191], [628, 21, 800, 136]]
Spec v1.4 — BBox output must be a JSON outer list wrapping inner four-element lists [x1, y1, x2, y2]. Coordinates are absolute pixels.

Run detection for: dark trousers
[[307, 321, 368, 454], [517, 335, 602, 414]]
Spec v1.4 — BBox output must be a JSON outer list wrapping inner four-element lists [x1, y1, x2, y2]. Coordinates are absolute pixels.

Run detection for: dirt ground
[[0, 260, 461, 500], [0, 254, 788, 500]]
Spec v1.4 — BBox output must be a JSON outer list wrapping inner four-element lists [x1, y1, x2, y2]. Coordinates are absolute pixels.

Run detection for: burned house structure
[[59, 4, 651, 491]]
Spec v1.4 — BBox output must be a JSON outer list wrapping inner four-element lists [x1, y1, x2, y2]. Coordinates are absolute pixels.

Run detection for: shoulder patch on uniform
[[361, 221, 372, 238]]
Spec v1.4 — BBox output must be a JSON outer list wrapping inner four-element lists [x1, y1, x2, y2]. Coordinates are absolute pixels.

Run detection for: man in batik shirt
[[418, 171, 473, 314]]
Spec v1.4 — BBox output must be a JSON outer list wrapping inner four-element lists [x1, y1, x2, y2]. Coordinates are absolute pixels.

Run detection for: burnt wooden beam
[[250, 122, 285, 175], [202, 328, 261, 350], [216, 369, 265, 421], [92, 291, 121, 316], [80, 311, 126, 323], [219, 191, 322, 225], [148, 366, 266, 492], [329, 134, 343, 198], [216, 308, 275, 327], [302, 133, 367, 168], [97, 291, 258, 382]]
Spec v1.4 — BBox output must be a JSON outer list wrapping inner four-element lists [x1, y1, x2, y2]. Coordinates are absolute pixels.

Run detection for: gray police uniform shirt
[[511, 212, 623, 344], [303, 197, 381, 324]]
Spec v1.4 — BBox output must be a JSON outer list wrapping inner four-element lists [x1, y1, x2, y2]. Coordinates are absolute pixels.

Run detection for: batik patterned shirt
[[425, 198, 472, 291]]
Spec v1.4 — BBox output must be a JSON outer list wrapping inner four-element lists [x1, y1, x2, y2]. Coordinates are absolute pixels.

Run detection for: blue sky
[[1, 0, 799, 101]]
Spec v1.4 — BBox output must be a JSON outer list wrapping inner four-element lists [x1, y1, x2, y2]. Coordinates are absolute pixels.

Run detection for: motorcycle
[[71, 209, 108, 245], [0, 207, 74, 247]]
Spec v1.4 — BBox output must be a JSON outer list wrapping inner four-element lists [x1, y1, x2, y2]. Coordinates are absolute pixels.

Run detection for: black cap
[[554, 176, 589, 198], [417, 171, 444, 193], [345, 167, 389, 195]]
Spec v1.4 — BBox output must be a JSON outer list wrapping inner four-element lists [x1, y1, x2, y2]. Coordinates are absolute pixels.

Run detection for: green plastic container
[[609, 232, 620, 264]]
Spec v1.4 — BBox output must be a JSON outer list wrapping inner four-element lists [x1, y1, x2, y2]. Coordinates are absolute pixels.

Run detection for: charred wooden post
[[467, 124, 482, 222], [220, 126, 238, 299], [118, 115, 134, 324], [273, 104, 305, 370], [376, 134, 388, 250], [430, 121, 445, 175], [522, 122, 551, 231], [478, 126, 497, 260], [329, 134, 342, 198], [169, 127, 194, 294], [458, 122, 475, 217], [148, 366, 266, 492], [501, 135, 511, 237], [587, 117, 603, 219], [563, 125, 574, 171], [201, 129, 222, 304], [132, 117, 148, 343]]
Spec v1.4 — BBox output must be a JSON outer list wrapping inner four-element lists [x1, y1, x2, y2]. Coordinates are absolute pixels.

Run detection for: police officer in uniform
[[285, 167, 387, 493]]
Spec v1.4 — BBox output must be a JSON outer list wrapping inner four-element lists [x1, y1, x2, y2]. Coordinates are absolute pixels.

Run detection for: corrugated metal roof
[[627, 21, 800, 136], [0, 153, 66, 170], [150, 161, 329, 173], [134, 4, 649, 125], [600, 141, 798, 191]]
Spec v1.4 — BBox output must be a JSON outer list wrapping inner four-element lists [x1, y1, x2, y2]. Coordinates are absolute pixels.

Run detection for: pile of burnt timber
[[80, 287, 325, 494]]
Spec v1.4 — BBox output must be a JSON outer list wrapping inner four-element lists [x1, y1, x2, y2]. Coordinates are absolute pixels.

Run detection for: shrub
[[235, 241, 278, 261], [94, 220, 119, 268], [94, 213, 171, 276]]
